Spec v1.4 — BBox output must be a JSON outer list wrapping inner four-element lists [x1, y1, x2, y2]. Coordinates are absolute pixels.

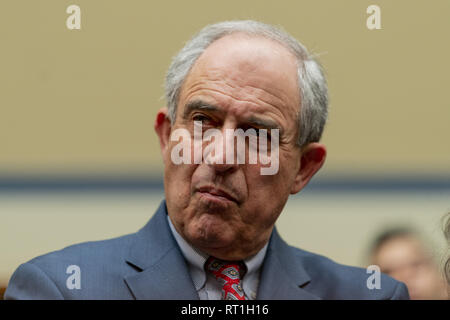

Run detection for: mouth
[[196, 185, 239, 205]]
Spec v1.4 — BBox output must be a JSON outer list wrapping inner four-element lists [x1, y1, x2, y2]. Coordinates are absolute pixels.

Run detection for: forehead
[[377, 236, 427, 262], [178, 33, 300, 121]]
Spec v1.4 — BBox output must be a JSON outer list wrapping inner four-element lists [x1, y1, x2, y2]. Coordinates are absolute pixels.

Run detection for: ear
[[290, 143, 327, 194], [154, 107, 172, 161]]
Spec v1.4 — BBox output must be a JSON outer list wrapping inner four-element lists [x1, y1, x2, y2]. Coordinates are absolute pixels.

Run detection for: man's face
[[156, 34, 326, 260]]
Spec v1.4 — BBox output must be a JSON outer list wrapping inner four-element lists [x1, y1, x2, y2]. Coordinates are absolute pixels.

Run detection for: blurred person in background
[[443, 213, 450, 297], [368, 226, 448, 299]]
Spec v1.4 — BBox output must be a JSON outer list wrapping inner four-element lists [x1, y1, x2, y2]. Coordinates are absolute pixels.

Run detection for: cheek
[[167, 165, 194, 187], [242, 148, 300, 219], [242, 167, 289, 223], [164, 161, 197, 208], [246, 152, 296, 196]]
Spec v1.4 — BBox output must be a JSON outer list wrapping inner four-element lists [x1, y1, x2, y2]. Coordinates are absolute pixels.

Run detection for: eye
[[251, 128, 262, 137], [240, 125, 258, 135], [192, 114, 211, 122], [242, 126, 271, 139]]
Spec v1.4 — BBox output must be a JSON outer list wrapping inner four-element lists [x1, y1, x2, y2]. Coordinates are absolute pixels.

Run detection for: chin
[[187, 216, 234, 249]]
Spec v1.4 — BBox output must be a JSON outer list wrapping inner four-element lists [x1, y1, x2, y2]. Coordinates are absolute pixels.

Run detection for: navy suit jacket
[[5, 200, 409, 299]]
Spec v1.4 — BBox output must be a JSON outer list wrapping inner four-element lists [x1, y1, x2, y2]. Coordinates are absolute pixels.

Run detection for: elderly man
[[5, 20, 409, 300]]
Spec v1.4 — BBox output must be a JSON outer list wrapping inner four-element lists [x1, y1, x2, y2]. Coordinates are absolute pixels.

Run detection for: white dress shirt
[[167, 215, 268, 300]]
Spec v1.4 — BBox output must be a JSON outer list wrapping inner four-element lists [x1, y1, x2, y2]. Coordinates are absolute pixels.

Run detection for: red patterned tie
[[205, 256, 247, 300]]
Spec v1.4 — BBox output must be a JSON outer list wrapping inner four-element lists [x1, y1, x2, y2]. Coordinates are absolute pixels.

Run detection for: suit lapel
[[257, 228, 321, 300], [124, 201, 199, 300]]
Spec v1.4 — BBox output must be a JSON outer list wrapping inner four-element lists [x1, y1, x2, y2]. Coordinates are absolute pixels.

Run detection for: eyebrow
[[183, 99, 283, 135], [247, 116, 282, 135], [182, 100, 223, 119]]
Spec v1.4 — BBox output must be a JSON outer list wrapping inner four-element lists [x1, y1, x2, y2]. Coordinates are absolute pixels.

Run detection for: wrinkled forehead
[[180, 33, 301, 118]]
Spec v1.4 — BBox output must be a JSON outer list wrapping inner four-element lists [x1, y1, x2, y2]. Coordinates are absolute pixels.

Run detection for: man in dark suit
[[5, 20, 409, 300]]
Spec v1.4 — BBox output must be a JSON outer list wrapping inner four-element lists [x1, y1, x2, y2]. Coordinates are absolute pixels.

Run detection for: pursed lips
[[196, 185, 239, 204]]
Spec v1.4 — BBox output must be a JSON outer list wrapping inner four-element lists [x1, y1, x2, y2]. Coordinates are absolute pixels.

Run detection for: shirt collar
[[167, 215, 268, 291]]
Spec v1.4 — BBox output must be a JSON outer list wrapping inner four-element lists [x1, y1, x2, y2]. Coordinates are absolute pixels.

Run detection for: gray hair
[[164, 20, 328, 148]]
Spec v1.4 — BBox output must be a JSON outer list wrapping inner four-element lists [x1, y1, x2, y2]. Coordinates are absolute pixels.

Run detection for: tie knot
[[205, 256, 247, 300]]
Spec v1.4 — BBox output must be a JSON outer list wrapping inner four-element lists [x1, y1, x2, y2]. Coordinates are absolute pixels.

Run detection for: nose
[[203, 128, 240, 174], [207, 158, 239, 174]]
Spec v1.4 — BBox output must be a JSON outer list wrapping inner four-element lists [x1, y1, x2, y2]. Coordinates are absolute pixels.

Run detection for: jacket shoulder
[[290, 246, 409, 300], [28, 232, 135, 268]]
